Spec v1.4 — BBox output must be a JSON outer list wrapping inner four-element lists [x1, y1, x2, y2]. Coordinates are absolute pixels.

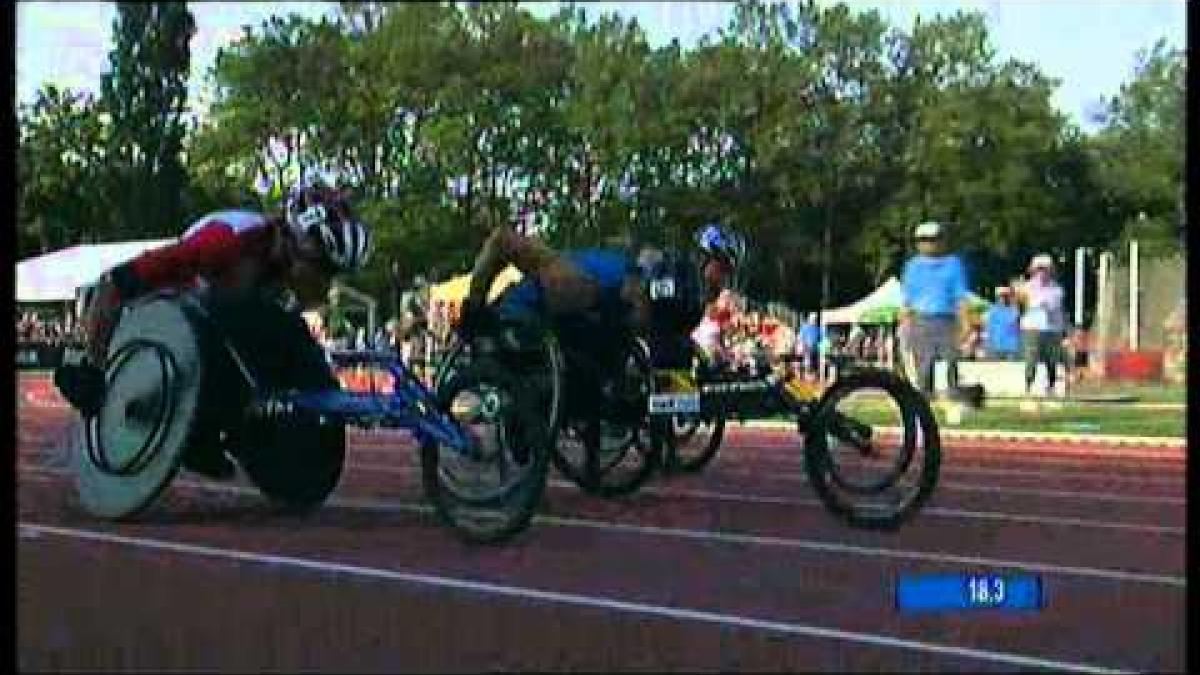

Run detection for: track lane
[[15, 392, 1187, 672]]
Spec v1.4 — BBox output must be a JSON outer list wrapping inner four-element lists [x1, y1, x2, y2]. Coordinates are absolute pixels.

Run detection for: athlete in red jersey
[[56, 180, 372, 417]]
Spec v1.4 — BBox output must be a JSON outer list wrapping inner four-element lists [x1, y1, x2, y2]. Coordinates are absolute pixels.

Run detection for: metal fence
[[1093, 248, 1185, 351]]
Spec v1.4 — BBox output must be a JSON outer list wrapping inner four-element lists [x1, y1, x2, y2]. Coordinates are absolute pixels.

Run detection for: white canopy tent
[[821, 277, 903, 325], [16, 239, 175, 303], [821, 276, 990, 325], [18, 241, 382, 334]]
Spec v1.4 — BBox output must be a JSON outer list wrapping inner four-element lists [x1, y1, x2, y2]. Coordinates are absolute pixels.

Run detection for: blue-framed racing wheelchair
[[69, 287, 550, 543]]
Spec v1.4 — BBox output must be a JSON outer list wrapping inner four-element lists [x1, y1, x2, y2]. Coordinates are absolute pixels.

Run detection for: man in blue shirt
[[900, 221, 969, 395], [984, 286, 1021, 360], [797, 312, 822, 378]]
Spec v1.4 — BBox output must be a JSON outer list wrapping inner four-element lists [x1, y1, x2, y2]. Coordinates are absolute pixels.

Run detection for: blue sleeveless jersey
[[495, 248, 635, 321]]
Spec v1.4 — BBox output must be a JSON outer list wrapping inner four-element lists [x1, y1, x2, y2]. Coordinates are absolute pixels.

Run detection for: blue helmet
[[694, 223, 746, 269]]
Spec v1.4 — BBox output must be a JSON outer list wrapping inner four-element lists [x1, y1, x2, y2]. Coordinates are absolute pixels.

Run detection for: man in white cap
[[900, 221, 970, 396], [1017, 253, 1066, 397]]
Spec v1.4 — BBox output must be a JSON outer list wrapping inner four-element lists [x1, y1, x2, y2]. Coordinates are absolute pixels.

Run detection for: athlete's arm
[[465, 225, 520, 311], [620, 274, 651, 329], [112, 222, 244, 298], [464, 223, 560, 312]]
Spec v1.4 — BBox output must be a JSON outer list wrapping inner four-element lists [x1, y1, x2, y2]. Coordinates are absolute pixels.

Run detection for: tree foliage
[[17, 0, 1185, 310], [1087, 39, 1186, 255], [100, 2, 196, 239], [17, 87, 113, 255]]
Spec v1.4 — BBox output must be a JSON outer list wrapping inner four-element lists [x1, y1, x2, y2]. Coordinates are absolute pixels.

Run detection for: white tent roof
[[820, 276, 991, 325], [822, 277, 903, 325], [16, 239, 175, 303]]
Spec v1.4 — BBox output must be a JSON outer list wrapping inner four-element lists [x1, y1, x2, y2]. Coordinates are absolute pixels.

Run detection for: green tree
[[100, 1, 196, 239], [16, 86, 114, 256], [1088, 39, 1185, 255]]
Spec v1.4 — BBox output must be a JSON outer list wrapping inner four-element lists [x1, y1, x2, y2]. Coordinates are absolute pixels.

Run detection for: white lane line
[[21, 439, 1190, 485], [342, 445, 1186, 486], [21, 440, 1186, 493], [343, 427, 1185, 458], [344, 460, 1186, 506], [937, 483, 1184, 505], [715, 436, 1188, 459], [18, 461, 1184, 537], [18, 468, 1185, 588], [342, 432, 1189, 459], [706, 466, 1186, 504], [16, 521, 1135, 675], [625, 486, 1185, 536]]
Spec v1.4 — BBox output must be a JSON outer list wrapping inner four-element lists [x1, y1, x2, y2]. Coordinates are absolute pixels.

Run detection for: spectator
[[399, 275, 429, 336], [1066, 326, 1090, 387], [386, 318, 403, 352], [846, 323, 866, 360], [900, 221, 970, 396], [797, 313, 821, 378], [984, 287, 1021, 360], [372, 323, 390, 352], [1017, 254, 1066, 397], [959, 321, 983, 360]]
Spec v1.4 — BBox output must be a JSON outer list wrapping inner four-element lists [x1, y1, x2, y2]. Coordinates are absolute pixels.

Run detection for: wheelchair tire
[[434, 325, 564, 472], [664, 412, 726, 474], [802, 368, 941, 530], [552, 335, 660, 498], [421, 358, 552, 544], [75, 294, 206, 519], [204, 293, 346, 512]]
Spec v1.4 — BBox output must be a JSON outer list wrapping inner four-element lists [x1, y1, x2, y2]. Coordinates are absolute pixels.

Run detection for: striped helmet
[[285, 180, 372, 273]]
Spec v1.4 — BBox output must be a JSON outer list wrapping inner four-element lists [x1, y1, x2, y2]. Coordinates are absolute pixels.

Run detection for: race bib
[[648, 392, 700, 415], [649, 278, 676, 299]]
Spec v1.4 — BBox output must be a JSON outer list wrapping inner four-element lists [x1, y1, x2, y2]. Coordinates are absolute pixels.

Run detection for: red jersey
[[126, 210, 285, 293]]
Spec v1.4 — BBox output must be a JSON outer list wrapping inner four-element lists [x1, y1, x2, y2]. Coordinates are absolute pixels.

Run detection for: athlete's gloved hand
[[455, 297, 491, 341], [54, 360, 107, 418]]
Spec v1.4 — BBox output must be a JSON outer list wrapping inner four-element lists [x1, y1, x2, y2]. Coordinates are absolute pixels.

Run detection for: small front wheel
[[552, 335, 660, 497], [803, 368, 941, 529], [664, 412, 726, 474]]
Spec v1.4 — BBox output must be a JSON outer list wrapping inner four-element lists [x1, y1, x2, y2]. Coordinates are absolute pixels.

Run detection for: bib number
[[648, 392, 700, 415], [649, 278, 676, 300]]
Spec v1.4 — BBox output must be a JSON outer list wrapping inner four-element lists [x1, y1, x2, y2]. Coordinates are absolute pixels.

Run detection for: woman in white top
[[1016, 254, 1066, 396]]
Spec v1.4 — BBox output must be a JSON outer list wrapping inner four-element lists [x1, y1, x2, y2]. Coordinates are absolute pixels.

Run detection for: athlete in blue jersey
[[459, 221, 746, 368]]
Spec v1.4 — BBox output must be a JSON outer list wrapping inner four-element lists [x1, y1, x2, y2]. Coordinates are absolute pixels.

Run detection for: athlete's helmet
[[285, 180, 372, 273], [694, 223, 746, 270]]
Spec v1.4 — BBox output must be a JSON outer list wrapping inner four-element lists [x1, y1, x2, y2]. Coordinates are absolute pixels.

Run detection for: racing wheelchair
[[69, 288, 550, 543], [435, 310, 661, 500], [649, 351, 942, 529], [437, 309, 941, 529]]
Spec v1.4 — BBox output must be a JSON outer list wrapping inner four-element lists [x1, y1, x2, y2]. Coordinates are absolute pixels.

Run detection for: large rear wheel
[[74, 295, 206, 519], [205, 293, 347, 512], [552, 335, 660, 498], [421, 357, 553, 543]]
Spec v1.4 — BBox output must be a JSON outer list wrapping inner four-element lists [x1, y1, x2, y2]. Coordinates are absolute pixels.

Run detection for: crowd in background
[[16, 311, 86, 369], [899, 221, 1088, 398], [24, 251, 1086, 393], [17, 312, 85, 348]]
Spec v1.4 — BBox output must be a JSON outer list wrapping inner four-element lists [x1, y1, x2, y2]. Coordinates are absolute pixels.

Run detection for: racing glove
[[455, 296, 489, 340]]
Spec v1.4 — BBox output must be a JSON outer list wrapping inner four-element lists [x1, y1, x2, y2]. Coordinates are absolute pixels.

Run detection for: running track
[[16, 375, 1186, 672]]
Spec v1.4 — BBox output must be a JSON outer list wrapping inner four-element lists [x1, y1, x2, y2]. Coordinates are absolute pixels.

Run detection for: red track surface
[[17, 375, 1186, 672]]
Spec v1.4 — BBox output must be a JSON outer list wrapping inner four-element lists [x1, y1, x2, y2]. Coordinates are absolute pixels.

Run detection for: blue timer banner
[[896, 573, 1045, 614]]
